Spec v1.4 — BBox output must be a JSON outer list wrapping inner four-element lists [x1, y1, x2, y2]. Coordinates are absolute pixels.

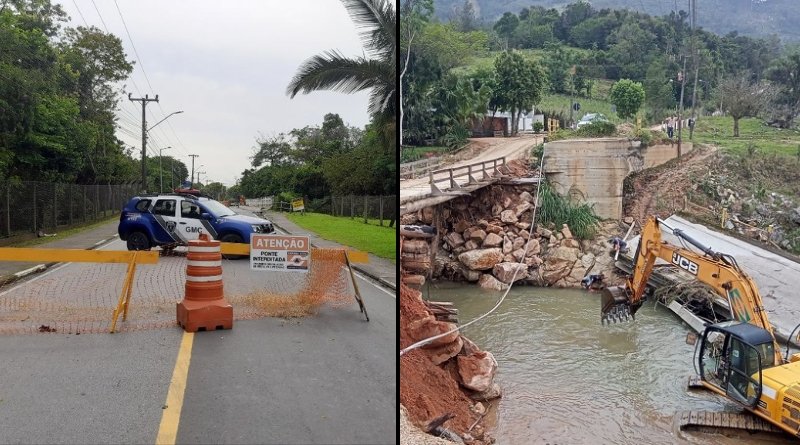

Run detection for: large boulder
[[464, 240, 480, 251], [548, 245, 580, 263], [408, 315, 459, 348], [492, 262, 528, 283], [459, 248, 503, 270], [502, 235, 513, 254], [519, 191, 534, 203], [444, 232, 465, 249], [478, 273, 507, 291], [460, 267, 482, 282], [540, 259, 573, 285], [525, 239, 541, 256], [469, 229, 487, 244], [500, 210, 518, 223], [457, 351, 499, 392], [469, 382, 503, 401], [486, 223, 503, 234], [515, 201, 532, 217], [483, 232, 503, 247], [428, 336, 464, 365]]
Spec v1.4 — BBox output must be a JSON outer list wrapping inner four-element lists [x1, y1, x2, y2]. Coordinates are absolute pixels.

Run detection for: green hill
[[434, 0, 800, 42]]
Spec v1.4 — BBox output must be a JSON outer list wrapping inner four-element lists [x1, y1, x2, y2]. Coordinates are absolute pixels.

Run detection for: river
[[423, 282, 794, 445]]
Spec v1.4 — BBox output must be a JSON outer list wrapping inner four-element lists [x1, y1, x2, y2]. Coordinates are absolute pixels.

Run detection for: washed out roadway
[[0, 239, 397, 444]]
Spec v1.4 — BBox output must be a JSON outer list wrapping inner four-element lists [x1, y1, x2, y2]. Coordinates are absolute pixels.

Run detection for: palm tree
[[286, 0, 395, 135]]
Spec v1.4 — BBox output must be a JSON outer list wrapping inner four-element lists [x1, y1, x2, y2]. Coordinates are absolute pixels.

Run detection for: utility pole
[[677, 56, 687, 158], [196, 171, 206, 187], [689, 0, 700, 140], [128, 93, 159, 192], [188, 154, 199, 188], [171, 159, 174, 190]]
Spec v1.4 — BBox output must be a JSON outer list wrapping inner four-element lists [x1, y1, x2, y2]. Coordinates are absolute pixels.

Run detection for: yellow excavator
[[601, 216, 800, 438]]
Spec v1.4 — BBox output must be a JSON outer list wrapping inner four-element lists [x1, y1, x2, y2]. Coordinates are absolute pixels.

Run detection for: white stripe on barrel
[[188, 246, 221, 253], [187, 260, 222, 267], [186, 274, 223, 282]]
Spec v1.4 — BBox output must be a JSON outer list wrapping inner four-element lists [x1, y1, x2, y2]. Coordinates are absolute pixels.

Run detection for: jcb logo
[[671, 253, 699, 275]]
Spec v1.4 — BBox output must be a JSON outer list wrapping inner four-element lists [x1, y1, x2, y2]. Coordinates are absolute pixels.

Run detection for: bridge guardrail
[[429, 156, 507, 195]]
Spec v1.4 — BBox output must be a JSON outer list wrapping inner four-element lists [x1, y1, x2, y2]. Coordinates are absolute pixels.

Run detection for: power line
[[71, 0, 89, 26], [112, 0, 156, 96], [89, 0, 111, 33]]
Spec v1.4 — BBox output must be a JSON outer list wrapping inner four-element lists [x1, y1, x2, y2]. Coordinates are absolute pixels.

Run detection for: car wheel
[[127, 231, 151, 251], [220, 233, 245, 260]]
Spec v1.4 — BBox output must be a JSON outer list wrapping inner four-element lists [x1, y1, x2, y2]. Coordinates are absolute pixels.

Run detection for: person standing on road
[[666, 117, 674, 139]]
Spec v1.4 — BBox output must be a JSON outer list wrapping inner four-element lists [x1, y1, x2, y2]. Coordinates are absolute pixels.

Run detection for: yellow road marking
[[156, 332, 194, 445]]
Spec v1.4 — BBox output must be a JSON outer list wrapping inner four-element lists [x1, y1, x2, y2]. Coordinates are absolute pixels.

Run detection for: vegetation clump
[[537, 181, 599, 240]]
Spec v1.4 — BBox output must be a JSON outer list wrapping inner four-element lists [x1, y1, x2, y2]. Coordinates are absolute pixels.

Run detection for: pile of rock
[[420, 184, 615, 289], [405, 284, 502, 403]]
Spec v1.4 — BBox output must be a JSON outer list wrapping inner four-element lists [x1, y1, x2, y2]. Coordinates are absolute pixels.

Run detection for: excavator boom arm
[[602, 217, 779, 363]]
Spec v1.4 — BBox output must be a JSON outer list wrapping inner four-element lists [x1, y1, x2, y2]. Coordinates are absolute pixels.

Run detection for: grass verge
[[692, 116, 800, 156], [9, 215, 119, 248], [285, 212, 396, 262]]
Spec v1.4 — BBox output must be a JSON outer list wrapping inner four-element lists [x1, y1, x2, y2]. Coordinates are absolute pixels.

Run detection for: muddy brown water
[[423, 282, 794, 445]]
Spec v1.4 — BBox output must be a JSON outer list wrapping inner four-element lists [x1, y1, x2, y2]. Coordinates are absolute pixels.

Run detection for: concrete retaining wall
[[542, 138, 688, 220]]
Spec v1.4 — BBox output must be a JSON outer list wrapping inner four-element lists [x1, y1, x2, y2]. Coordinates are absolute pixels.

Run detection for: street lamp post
[[158, 146, 172, 193], [196, 171, 206, 188], [193, 165, 204, 188], [143, 109, 183, 192]]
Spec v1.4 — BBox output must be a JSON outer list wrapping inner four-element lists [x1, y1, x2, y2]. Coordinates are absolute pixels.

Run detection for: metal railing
[[400, 157, 442, 180], [0, 181, 140, 239], [429, 156, 507, 195]]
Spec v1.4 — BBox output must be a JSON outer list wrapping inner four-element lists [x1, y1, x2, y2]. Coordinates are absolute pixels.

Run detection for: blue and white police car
[[118, 192, 274, 251]]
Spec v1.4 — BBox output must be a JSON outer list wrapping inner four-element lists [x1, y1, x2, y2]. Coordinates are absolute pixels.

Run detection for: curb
[[267, 220, 396, 292], [0, 234, 120, 288]]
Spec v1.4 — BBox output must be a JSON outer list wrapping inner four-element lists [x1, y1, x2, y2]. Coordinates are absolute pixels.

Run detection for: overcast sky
[[57, 0, 371, 187]]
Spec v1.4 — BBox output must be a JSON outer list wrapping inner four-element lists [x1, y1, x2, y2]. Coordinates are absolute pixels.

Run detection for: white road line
[[353, 271, 396, 298]]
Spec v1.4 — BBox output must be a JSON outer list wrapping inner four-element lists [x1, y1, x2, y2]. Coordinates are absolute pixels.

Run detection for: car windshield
[[201, 199, 236, 217]]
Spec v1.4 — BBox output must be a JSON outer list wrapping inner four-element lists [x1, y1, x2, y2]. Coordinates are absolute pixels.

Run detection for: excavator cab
[[697, 321, 773, 408]]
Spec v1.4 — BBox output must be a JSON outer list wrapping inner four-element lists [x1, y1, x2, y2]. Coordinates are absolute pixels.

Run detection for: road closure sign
[[291, 198, 305, 212], [250, 234, 310, 273]]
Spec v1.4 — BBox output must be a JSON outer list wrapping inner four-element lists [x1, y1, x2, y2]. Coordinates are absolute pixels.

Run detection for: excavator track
[[677, 410, 784, 434]]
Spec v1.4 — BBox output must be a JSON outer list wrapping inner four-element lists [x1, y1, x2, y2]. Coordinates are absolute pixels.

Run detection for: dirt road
[[400, 134, 542, 204]]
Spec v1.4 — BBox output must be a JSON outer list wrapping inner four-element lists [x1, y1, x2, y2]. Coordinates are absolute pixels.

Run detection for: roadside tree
[[717, 74, 774, 137], [610, 79, 646, 120], [492, 50, 546, 135], [766, 51, 800, 128]]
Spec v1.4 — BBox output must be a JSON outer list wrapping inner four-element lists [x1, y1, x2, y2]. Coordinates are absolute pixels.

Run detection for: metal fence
[[330, 195, 397, 225], [0, 181, 140, 238]]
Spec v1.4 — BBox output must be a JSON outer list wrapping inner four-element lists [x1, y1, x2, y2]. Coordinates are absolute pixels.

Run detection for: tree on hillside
[[493, 12, 518, 44], [717, 74, 773, 137], [607, 20, 657, 80], [643, 59, 675, 120], [492, 51, 546, 135], [286, 0, 395, 149], [400, 0, 433, 153], [610, 79, 646, 120], [251, 133, 292, 168], [766, 52, 800, 128], [451, 0, 478, 32]]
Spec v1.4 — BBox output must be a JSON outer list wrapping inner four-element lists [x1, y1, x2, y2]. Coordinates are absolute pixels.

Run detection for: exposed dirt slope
[[624, 144, 719, 226]]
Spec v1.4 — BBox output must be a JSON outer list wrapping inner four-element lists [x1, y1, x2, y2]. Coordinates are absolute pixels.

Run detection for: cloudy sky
[[57, 0, 371, 187]]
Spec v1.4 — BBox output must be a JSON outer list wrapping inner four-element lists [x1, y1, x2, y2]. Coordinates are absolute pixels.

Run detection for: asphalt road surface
[[0, 239, 397, 443]]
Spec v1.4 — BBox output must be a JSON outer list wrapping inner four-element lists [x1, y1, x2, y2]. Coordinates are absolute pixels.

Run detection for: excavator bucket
[[600, 286, 640, 325]]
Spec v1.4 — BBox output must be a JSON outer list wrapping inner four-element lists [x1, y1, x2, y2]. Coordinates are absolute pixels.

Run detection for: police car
[[118, 192, 274, 251]]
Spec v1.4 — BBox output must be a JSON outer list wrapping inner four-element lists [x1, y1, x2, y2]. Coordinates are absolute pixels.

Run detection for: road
[[400, 134, 541, 205], [0, 239, 396, 443]]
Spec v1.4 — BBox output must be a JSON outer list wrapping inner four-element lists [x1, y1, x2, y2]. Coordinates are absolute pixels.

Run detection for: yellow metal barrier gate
[[0, 248, 159, 333]]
